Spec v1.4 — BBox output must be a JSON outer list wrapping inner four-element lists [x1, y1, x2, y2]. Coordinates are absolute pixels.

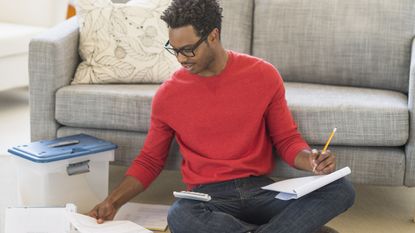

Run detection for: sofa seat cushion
[[56, 84, 159, 132], [57, 126, 182, 169], [57, 127, 405, 186], [56, 82, 408, 147], [0, 23, 45, 57], [273, 146, 405, 186], [286, 82, 408, 146]]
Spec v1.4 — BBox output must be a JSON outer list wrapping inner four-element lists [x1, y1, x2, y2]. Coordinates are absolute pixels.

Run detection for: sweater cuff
[[284, 143, 311, 167]]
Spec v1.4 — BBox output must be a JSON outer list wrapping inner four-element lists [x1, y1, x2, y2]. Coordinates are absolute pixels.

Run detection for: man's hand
[[87, 176, 145, 224], [88, 198, 118, 224], [310, 149, 336, 174]]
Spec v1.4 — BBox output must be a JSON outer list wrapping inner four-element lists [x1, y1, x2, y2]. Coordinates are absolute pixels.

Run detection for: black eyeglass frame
[[164, 35, 208, 57]]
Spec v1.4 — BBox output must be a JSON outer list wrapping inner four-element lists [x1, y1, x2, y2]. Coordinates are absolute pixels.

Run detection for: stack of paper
[[262, 166, 351, 200], [5, 204, 77, 233]]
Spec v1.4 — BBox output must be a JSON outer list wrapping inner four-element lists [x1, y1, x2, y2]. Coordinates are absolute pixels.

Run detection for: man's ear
[[208, 28, 220, 43]]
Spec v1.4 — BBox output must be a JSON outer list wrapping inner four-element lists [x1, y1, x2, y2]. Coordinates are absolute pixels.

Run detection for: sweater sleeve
[[125, 86, 174, 189], [263, 63, 310, 166]]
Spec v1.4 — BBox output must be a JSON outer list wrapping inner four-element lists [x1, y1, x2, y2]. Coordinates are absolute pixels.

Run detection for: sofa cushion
[[220, 0, 253, 54], [0, 23, 45, 57], [55, 82, 408, 147], [253, 0, 415, 93], [57, 127, 406, 186], [56, 84, 158, 132], [286, 82, 408, 146], [57, 126, 182, 169], [72, 0, 180, 84], [274, 146, 405, 186]]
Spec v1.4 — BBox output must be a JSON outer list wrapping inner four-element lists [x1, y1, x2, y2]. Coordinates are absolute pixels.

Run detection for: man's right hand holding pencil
[[310, 148, 336, 175], [310, 128, 337, 175]]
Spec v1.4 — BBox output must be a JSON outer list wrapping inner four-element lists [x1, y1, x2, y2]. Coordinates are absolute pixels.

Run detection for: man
[[88, 0, 355, 232]]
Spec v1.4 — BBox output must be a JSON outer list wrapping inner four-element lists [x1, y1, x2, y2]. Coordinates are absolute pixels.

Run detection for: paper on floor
[[5, 203, 76, 233], [115, 202, 169, 231], [67, 212, 152, 233]]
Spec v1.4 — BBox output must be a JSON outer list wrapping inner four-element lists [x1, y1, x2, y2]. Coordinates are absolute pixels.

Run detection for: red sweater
[[126, 51, 310, 189]]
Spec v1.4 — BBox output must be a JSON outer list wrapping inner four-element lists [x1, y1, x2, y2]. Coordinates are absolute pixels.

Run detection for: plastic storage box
[[8, 134, 117, 213]]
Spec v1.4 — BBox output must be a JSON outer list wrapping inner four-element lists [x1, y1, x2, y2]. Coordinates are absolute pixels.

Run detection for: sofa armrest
[[29, 17, 80, 141], [405, 37, 415, 186]]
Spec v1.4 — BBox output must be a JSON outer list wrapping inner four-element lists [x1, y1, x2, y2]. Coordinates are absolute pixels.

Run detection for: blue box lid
[[8, 134, 118, 163]]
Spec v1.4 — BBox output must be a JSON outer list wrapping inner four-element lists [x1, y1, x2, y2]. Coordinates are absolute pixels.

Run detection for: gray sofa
[[29, 0, 415, 187]]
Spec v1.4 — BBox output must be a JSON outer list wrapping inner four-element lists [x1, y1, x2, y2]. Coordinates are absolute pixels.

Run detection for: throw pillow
[[72, 0, 179, 84]]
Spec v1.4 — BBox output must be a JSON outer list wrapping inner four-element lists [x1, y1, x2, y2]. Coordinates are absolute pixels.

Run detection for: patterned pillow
[[72, 0, 179, 84]]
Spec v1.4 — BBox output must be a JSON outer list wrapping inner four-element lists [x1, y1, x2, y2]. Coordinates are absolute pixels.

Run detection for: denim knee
[[167, 199, 200, 233], [336, 178, 356, 210], [167, 201, 183, 232]]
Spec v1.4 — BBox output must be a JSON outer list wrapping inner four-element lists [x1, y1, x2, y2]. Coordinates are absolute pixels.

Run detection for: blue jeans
[[168, 176, 355, 233]]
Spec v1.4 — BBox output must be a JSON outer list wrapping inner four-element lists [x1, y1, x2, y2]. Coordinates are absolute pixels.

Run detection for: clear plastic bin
[[8, 134, 117, 213]]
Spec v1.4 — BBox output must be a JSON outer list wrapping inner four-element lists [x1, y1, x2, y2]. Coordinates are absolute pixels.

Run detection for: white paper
[[67, 212, 153, 233], [5, 205, 75, 233], [114, 202, 169, 231], [262, 167, 351, 200]]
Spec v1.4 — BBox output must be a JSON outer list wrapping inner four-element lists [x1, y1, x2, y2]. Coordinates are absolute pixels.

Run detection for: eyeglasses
[[164, 35, 208, 57]]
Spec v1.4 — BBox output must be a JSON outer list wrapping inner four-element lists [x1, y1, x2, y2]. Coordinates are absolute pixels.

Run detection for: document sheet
[[262, 167, 351, 200], [67, 212, 152, 233], [5, 204, 76, 233], [115, 202, 170, 231]]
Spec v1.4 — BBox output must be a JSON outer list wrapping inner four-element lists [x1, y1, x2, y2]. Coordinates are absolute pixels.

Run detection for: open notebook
[[262, 167, 351, 200]]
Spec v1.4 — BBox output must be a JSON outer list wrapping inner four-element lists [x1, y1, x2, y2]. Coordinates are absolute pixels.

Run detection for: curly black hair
[[160, 0, 223, 38]]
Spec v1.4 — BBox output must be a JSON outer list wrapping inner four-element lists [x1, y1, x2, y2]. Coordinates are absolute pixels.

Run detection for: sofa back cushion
[[253, 0, 415, 93], [220, 0, 253, 54]]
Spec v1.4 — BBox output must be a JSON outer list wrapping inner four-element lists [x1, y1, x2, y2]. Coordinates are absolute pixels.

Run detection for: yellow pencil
[[313, 128, 337, 173], [322, 128, 337, 153]]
